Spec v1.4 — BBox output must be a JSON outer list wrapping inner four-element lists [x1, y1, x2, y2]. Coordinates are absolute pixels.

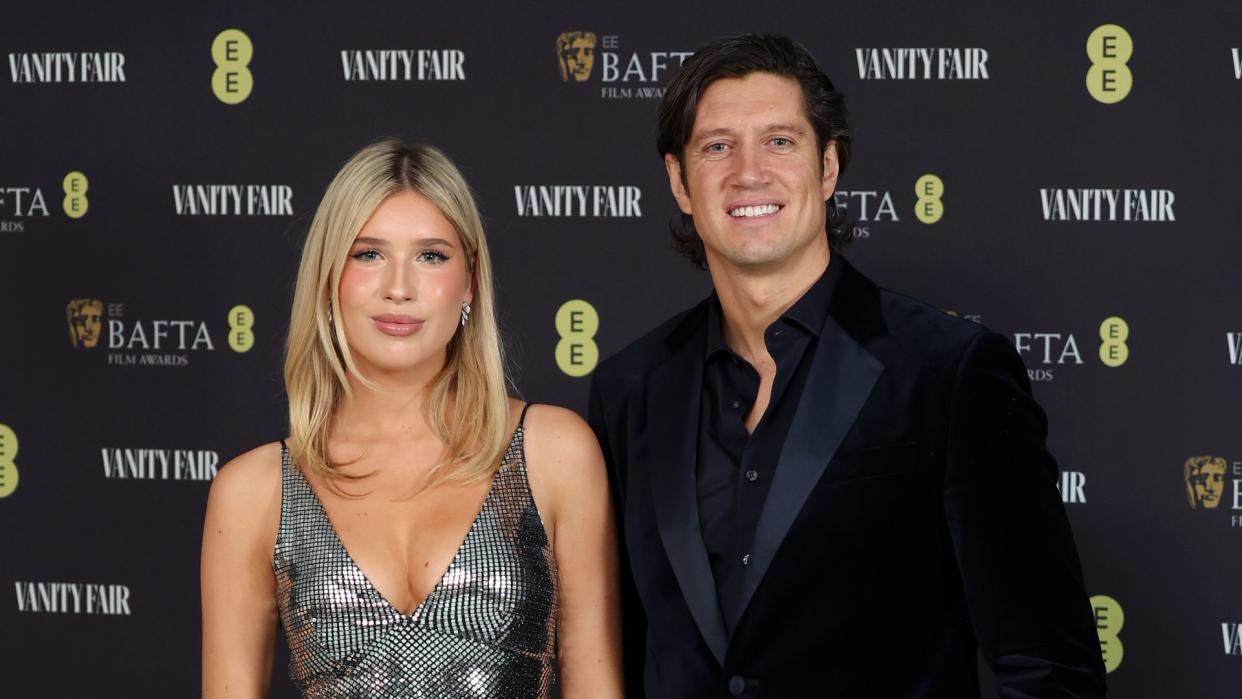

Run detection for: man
[[588, 34, 1106, 697]]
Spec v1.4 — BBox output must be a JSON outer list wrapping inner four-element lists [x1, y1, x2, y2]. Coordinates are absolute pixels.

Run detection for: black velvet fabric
[[588, 256, 1106, 698]]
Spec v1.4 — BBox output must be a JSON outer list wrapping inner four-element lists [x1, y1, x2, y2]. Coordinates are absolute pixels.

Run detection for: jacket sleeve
[[587, 372, 648, 698], [943, 331, 1107, 698]]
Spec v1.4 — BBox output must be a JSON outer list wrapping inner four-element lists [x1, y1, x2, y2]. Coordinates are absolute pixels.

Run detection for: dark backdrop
[[2, 1, 1240, 696]]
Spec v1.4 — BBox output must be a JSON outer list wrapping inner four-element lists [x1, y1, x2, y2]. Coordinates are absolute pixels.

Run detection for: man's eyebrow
[[691, 123, 810, 142], [762, 122, 809, 135], [691, 127, 735, 142]]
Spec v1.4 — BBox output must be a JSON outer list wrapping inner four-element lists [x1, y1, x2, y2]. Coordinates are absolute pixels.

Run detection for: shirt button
[[745, 469, 758, 482], [730, 399, 741, 409], [728, 675, 746, 695], [741, 553, 750, 566]]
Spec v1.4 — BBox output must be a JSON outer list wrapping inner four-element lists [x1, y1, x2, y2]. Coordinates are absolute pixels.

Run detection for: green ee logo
[[1086, 24, 1133, 104], [555, 299, 598, 377]]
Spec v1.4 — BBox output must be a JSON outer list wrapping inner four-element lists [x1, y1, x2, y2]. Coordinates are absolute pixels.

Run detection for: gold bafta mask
[[1184, 456, 1226, 509], [556, 31, 597, 82], [66, 298, 103, 348]]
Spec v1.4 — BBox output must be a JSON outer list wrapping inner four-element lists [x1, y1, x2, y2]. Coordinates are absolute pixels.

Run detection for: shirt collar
[[704, 256, 842, 360]]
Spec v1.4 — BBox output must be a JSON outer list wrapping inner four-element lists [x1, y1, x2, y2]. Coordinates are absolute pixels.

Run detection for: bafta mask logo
[[66, 298, 104, 349], [1185, 456, 1226, 510], [556, 31, 597, 82]]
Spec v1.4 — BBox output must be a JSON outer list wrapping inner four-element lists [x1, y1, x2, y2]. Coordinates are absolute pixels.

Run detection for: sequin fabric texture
[[273, 423, 558, 698]]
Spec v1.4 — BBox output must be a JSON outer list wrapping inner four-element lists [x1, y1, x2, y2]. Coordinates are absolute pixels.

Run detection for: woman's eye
[[351, 248, 381, 262], [418, 250, 449, 264]]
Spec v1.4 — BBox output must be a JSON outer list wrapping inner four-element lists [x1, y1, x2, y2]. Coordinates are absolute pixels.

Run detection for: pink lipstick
[[372, 313, 424, 337]]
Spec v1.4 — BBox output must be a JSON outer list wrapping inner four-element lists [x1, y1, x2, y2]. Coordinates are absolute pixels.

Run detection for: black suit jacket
[[587, 257, 1106, 698]]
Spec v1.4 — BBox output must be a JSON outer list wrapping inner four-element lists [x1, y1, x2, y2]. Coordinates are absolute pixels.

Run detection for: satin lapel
[[733, 313, 884, 624], [645, 330, 728, 665]]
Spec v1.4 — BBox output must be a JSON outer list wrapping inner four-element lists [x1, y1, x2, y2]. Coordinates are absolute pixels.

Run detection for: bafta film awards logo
[[2, 170, 87, 232], [1012, 315, 1129, 382], [1185, 456, 1226, 510], [832, 189, 898, 239], [66, 298, 104, 348], [557, 31, 597, 82], [64, 299, 252, 367], [1182, 455, 1242, 528], [554, 32, 690, 99]]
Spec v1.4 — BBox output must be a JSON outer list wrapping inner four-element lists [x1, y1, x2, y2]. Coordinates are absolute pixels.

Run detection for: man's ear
[[665, 154, 693, 215], [821, 140, 840, 200]]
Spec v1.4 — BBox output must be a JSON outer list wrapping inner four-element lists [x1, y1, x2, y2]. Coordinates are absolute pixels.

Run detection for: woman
[[201, 140, 622, 698]]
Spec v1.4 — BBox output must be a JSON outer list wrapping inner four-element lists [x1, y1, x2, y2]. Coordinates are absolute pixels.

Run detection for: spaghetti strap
[[518, 402, 534, 428]]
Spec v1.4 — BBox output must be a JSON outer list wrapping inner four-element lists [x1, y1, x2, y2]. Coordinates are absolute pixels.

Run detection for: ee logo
[[1086, 24, 1133, 104], [1099, 316, 1129, 367], [555, 299, 599, 377], [63, 171, 88, 219], [228, 304, 255, 353], [212, 29, 254, 104], [1090, 594, 1124, 673], [915, 174, 943, 224], [0, 423, 19, 498]]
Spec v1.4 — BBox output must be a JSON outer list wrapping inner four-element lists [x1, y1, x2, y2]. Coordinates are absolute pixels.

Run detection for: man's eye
[[707, 143, 727, 153], [771, 137, 791, 147]]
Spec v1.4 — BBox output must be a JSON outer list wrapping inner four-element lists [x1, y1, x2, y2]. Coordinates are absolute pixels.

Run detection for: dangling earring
[[460, 301, 471, 327]]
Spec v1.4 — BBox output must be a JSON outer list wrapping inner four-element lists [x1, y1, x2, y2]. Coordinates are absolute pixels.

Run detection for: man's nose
[[732, 143, 767, 187]]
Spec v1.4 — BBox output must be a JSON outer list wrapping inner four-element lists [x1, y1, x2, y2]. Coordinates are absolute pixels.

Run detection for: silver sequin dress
[[273, 419, 558, 698]]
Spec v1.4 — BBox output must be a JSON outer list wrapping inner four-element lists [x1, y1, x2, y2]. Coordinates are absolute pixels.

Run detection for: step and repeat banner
[[1, 2, 1240, 696]]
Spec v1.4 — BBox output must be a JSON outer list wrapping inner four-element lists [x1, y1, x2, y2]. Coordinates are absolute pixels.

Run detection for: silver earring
[[460, 301, 471, 327], [327, 305, 334, 326]]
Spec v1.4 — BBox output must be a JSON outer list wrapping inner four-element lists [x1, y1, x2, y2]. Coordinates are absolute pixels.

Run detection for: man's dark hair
[[656, 34, 853, 268]]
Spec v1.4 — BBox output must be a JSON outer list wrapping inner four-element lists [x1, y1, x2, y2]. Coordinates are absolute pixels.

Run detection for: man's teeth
[[729, 204, 780, 217]]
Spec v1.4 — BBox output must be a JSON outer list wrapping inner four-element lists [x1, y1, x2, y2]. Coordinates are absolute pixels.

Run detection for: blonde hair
[[284, 139, 509, 485]]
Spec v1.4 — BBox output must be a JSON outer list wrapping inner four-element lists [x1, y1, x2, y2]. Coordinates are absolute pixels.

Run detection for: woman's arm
[[524, 405, 624, 698], [201, 443, 283, 698]]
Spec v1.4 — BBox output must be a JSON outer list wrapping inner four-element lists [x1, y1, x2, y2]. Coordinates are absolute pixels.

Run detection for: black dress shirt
[[695, 260, 841, 632]]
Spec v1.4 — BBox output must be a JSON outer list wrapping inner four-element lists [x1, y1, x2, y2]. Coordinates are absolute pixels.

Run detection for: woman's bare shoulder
[[517, 402, 607, 522], [519, 402, 599, 457], [206, 441, 285, 525]]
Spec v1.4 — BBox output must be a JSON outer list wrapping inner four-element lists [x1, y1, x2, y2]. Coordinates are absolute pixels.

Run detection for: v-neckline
[[288, 427, 521, 619]]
